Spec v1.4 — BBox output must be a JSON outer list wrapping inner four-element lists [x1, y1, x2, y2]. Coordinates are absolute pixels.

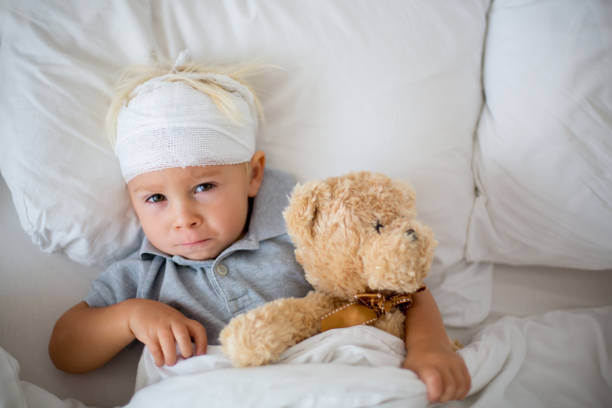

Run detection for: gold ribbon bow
[[320, 287, 425, 332]]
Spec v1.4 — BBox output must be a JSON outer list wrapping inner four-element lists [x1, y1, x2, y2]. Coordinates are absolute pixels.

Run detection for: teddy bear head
[[283, 171, 437, 299]]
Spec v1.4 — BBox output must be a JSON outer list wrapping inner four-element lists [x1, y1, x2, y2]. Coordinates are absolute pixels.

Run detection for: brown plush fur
[[220, 171, 437, 367]]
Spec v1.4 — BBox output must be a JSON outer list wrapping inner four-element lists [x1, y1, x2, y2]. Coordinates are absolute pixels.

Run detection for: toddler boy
[[49, 55, 311, 372]]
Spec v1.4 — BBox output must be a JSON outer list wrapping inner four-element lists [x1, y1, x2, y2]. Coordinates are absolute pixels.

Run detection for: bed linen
[[129, 308, 612, 408], [2, 308, 611, 408]]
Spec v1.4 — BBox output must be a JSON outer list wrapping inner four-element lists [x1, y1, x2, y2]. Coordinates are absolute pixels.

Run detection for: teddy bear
[[219, 171, 437, 367]]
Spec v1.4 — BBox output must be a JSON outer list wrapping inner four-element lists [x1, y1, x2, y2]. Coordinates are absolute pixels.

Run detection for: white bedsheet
[[4, 307, 610, 408], [0, 347, 91, 408]]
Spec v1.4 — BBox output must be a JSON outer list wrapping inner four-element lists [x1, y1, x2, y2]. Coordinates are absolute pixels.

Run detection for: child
[[48, 51, 469, 403]]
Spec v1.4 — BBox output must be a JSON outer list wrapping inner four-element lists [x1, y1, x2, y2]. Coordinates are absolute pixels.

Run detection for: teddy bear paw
[[219, 314, 283, 367]]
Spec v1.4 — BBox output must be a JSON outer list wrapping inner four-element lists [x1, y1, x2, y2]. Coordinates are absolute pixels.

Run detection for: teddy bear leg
[[220, 291, 336, 367]]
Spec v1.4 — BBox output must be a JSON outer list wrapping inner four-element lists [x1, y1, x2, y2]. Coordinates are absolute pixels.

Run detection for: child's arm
[[402, 288, 471, 403], [48, 299, 207, 373]]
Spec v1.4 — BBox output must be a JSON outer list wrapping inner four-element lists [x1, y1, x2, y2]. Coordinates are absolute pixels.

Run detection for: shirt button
[[215, 263, 229, 276]]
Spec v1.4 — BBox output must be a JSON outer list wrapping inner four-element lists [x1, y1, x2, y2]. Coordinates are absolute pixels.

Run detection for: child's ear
[[247, 150, 266, 197]]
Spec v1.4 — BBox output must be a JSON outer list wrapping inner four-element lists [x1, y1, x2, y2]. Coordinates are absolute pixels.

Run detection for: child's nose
[[172, 201, 202, 229]]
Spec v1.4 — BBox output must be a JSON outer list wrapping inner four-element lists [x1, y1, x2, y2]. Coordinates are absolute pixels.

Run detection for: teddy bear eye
[[374, 220, 384, 234]]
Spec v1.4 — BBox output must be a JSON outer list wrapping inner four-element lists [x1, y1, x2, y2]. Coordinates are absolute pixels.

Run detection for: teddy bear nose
[[405, 229, 417, 240]]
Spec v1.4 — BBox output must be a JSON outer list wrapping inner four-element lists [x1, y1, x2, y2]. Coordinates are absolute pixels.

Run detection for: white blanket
[[2, 306, 611, 408]]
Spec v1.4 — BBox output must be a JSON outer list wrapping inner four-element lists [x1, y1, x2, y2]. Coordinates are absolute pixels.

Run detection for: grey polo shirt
[[85, 168, 312, 344]]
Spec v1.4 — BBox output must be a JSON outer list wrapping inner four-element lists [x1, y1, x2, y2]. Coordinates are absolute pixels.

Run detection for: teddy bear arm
[[220, 291, 336, 367]]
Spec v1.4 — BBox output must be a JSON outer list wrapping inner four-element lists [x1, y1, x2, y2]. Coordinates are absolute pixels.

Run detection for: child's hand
[[126, 299, 207, 367], [403, 339, 471, 403]]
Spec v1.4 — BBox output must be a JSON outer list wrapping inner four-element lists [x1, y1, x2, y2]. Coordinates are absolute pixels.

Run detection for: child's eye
[[195, 183, 214, 193], [146, 194, 165, 204]]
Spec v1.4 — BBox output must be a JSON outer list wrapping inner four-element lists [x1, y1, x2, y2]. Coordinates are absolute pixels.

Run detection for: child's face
[[127, 153, 265, 260]]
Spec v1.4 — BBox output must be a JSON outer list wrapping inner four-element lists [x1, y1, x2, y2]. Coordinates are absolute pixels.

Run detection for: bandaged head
[[115, 52, 258, 183]]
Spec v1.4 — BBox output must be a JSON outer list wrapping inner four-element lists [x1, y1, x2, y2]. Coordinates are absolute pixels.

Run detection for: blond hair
[[105, 60, 264, 148]]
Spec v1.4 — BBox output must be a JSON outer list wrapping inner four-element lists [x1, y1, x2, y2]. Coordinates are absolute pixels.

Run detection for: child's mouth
[[180, 239, 210, 247]]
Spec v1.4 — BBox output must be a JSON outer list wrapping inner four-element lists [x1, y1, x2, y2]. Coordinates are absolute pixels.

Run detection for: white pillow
[[466, 0, 612, 269], [0, 1, 490, 325]]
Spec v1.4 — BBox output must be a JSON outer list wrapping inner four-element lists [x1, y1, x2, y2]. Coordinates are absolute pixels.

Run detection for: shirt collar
[[138, 168, 295, 263]]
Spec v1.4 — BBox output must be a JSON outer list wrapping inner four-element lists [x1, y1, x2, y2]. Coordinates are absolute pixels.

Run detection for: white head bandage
[[115, 52, 258, 182]]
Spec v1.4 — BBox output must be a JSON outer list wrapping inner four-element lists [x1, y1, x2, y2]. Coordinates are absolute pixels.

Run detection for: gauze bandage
[[115, 54, 258, 182]]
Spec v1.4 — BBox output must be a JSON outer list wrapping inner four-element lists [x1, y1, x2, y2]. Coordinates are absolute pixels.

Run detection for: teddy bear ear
[[283, 180, 331, 246]]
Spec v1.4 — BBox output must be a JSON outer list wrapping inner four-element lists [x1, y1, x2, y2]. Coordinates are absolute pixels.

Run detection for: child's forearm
[[403, 288, 471, 402], [404, 288, 451, 349], [49, 300, 136, 373]]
